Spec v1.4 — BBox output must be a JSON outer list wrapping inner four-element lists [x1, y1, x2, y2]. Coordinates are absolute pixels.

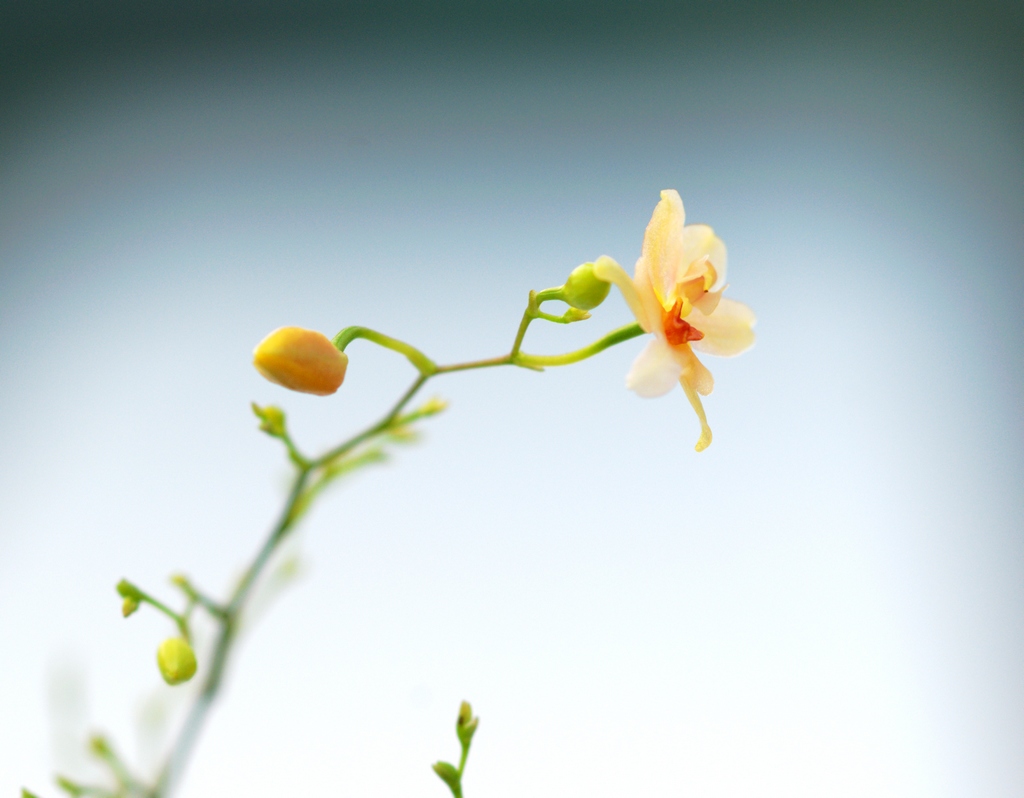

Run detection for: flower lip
[[662, 302, 705, 345]]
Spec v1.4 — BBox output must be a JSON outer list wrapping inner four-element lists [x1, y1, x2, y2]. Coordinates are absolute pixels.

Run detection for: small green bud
[[121, 597, 140, 617], [87, 734, 110, 757], [116, 579, 141, 601], [456, 700, 479, 748], [561, 260, 611, 310], [252, 403, 287, 437], [156, 637, 197, 685], [418, 396, 450, 416], [432, 761, 461, 794], [22, 788, 42, 798]]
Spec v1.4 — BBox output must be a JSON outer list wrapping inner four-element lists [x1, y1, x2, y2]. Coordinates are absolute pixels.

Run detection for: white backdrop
[[1, 13, 1022, 797]]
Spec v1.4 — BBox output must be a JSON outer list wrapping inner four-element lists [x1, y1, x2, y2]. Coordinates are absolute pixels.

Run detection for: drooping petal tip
[[679, 376, 713, 452], [253, 326, 348, 396]]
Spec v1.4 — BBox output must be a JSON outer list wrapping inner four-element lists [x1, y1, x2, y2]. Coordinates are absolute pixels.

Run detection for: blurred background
[[1, 1, 1021, 796]]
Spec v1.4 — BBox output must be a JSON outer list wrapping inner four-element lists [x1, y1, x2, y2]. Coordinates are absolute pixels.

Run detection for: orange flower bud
[[253, 327, 348, 396]]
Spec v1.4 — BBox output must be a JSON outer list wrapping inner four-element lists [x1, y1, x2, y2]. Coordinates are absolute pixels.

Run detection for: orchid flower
[[594, 190, 755, 451]]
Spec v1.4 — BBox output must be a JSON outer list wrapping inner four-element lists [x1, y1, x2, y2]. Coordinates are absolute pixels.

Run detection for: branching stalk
[[146, 287, 644, 797]]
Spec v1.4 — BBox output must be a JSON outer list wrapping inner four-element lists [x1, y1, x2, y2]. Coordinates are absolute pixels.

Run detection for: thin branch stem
[[149, 288, 645, 797], [332, 327, 436, 375], [152, 469, 310, 797], [170, 578, 229, 621], [514, 322, 644, 368], [121, 585, 189, 639]]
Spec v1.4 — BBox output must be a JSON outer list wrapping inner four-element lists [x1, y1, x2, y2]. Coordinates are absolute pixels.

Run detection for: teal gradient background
[[1, 2, 1022, 796]]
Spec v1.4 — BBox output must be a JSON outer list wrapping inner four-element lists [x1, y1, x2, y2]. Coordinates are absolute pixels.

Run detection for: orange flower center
[[663, 301, 705, 345]]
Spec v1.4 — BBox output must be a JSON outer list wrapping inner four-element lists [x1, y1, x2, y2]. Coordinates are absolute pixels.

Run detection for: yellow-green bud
[[122, 597, 140, 617], [253, 327, 348, 396], [456, 700, 479, 747], [561, 261, 611, 310], [116, 579, 141, 601], [251, 403, 287, 437], [432, 761, 460, 793], [418, 396, 450, 416], [157, 637, 197, 685]]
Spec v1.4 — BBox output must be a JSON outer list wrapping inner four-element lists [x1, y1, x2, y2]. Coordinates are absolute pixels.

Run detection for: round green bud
[[561, 261, 611, 310], [157, 637, 197, 685]]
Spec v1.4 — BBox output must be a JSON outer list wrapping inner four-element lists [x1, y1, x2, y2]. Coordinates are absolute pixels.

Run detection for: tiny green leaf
[[432, 761, 461, 796], [121, 596, 140, 617], [251, 403, 287, 437]]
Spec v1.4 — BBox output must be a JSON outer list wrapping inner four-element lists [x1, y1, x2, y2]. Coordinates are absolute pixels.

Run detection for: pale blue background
[[1, 3, 1022, 796]]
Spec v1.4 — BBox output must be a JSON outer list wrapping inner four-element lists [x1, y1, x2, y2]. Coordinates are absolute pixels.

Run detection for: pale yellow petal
[[679, 224, 727, 292], [679, 375, 713, 452], [694, 286, 723, 315], [625, 337, 683, 397], [631, 256, 669, 335], [679, 224, 715, 279], [688, 297, 756, 358], [636, 189, 686, 310], [706, 235, 727, 291], [592, 255, 652, 331], [672, 343, 715, 395]]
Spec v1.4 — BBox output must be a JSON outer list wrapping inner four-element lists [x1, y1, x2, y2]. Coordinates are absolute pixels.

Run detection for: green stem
[[509, 286, 564, 358], [433, 355, 513, 374], [55, 777, 116, 798], [150, 297, 644, 797], [171, 578, 229, 621], [280, 432, 310, 469], [90, 738, 143, 793], [332, 327, 437, 375], [132, 591, 189, 639], [514, 323, 644, 369], [312, 373, 428, 468], [153, 469, 310, 797]]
